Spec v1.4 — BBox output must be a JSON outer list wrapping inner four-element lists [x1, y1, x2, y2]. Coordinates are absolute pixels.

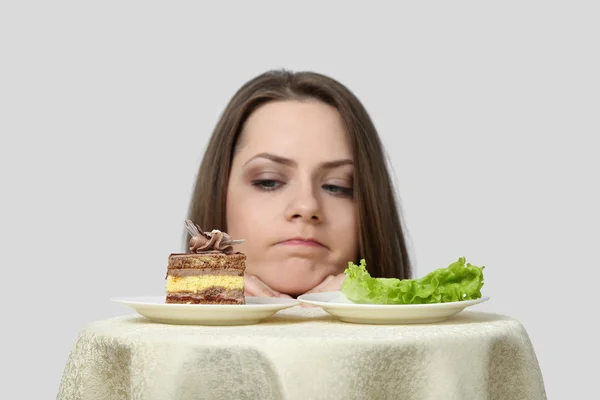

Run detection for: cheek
[[226, 189, 251, 237], [326, 201, 359, 258], [226, 186, 276, 243], [328, 200, 356, 229]]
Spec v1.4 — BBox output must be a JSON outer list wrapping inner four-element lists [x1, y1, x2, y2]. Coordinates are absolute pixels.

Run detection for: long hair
[[187, 70, 412, 279]]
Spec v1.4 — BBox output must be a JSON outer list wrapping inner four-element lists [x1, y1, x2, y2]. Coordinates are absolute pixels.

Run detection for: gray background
[[2, 1, 598, 399]]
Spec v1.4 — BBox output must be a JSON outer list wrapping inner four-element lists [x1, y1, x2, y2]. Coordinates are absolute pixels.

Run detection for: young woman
[[187, 69, 412, 298]]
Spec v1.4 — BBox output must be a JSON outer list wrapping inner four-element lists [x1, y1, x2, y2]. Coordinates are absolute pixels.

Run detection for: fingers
[[244, 274, 292, 298], [304, 273, 347, 295], [299, 275, 342, 307], [244, 274, 278, 297], [303, 276, 333, 295]]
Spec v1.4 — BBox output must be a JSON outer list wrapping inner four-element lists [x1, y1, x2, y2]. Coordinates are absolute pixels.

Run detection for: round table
[[57, 307, 546, 400]]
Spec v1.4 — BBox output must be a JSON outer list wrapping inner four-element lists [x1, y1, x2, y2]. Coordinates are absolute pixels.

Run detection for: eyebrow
[[243, 152, 353, 169]]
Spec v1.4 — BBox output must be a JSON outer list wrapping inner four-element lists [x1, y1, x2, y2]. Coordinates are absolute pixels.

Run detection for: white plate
[[111, 296, 299, 326], [297, 291, 490, 324]]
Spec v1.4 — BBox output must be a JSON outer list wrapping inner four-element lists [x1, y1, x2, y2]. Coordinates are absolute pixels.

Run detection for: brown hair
[[187, 70, 412, 279]]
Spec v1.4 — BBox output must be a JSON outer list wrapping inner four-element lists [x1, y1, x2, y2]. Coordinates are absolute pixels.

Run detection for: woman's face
[[226, 99, 359, 295]]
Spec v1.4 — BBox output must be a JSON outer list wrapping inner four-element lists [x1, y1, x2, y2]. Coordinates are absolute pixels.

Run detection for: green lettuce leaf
[[341, 257, 485, 304]]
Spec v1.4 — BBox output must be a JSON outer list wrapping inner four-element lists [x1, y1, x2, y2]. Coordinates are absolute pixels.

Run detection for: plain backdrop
[[1, 1, 598, 399]]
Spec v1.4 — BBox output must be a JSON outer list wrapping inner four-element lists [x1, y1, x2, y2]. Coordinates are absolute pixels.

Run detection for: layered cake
[[165, 220, 246, 304]]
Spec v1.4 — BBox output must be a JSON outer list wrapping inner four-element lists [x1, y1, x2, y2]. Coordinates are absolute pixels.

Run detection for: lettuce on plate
[[341, 257, 485, 304]]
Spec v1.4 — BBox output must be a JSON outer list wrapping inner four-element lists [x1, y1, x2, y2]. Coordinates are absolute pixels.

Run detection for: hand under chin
[[245, 260, 344, 297], [261, 274, 327, 297], [267, 280, 319, 297]]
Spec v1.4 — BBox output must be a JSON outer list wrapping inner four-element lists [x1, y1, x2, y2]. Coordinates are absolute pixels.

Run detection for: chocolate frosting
[[190, 230, 234, 254], [184, 220, 244, 255]]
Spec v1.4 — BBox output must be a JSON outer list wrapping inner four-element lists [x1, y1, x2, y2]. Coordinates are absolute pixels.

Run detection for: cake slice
[[165, 221, 246, 305]]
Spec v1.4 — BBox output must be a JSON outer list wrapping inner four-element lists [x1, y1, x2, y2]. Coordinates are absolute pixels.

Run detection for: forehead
[[237, 100, 352, 161]]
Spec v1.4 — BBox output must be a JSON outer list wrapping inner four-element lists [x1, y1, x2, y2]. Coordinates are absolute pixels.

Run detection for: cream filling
[[166, 275, 244, 292]]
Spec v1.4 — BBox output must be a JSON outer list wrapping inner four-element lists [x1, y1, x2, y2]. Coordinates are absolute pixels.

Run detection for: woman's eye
[[323, 184, 353, 197], [251, 179, 283, 191]]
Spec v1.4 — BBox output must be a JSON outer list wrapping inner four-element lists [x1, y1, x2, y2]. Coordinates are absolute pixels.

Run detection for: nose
[[285, 183, 322, 223]]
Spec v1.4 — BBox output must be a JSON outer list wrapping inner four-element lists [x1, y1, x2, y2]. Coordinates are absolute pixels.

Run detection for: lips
[[278, 238, 326, 248]]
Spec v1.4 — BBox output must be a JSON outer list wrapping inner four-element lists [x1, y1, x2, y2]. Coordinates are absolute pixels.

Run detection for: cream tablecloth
[[57, 307, 546, 400]]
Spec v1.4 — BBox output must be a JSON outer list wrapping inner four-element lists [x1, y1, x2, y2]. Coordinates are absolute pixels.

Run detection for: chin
[[248, 258, 341, 296], [269, 279, 315, 297], [258, 268, 328, 296], [262, 268, 326, 297]]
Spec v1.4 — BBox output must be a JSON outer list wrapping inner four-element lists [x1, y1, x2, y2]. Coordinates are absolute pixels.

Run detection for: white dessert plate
[[111, 296, 299, 326], [297, 291, 490, 324]]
